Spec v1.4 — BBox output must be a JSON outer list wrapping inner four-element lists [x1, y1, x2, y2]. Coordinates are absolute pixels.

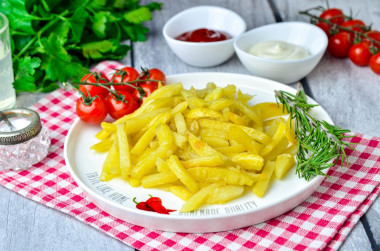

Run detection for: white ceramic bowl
[[234, 22, 328, 84], [162, 6, 246, 67]]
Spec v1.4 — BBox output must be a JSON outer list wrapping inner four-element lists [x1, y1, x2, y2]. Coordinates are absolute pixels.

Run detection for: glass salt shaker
[[0, 108, 50, 170]]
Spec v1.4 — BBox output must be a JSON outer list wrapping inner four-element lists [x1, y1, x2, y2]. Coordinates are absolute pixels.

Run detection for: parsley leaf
[[41, 33, 88, 82], [13, 56, 41, 92], [82, 40, 114, 59], [1, 0, 35, 35], [123, 7, 152, 24], [69, 7, 88, 43], [92, 12, 108, 39]]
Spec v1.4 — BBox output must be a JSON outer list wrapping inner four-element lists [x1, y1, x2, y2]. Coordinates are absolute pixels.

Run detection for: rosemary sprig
[[275, 88, 355, 181]]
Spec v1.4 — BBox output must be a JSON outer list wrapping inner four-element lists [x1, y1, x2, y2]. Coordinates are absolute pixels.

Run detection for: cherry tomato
[[140, 68, 166, 88], [320, 8, 345, 25], [76, 96, 108, 124], [369, 53, 380, 74], [365, 30, 380, 41], [107, 91, 139, 120], [327, 32, 353, 58], [316, 21, 331, 37], [364, 30, 380, 49], [79, 73, 109, 98], [112, 67, 139, 93], [132, 84, 157, 104], [341, 19, 366, 32], [349, 41, 372, 66]]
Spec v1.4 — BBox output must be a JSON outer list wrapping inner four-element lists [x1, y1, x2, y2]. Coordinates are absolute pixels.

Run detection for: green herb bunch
[[1, 0, 162, 93], [275, 89, 354, 181]]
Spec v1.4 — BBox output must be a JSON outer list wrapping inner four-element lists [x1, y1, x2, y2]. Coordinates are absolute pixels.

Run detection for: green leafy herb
[[1, 0, 163, 93], [13, 56, 41, 92], [275, 88, 354, 181]]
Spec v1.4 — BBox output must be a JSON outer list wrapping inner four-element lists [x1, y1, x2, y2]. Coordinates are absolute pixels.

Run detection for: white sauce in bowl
[[248, 41, 310, 60]]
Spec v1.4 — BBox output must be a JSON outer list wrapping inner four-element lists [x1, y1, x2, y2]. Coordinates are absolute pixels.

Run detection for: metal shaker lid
[[0, 108, 42, 145]]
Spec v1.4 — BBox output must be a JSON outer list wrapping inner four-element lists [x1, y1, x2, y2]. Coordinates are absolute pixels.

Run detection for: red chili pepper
[[146, 197, 170, 214], [133, 196, 176, 214], [137, 202, 153, 211], [146, 196, 162, 204], [133, 197, 153, 211]]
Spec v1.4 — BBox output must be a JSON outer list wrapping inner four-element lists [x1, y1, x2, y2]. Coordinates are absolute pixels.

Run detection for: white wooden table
[[1, 0, 379, 250]]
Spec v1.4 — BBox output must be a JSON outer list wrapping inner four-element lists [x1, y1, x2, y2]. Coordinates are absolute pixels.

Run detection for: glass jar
[[0, 108, 50, 170], [0, 12, 16, 110]]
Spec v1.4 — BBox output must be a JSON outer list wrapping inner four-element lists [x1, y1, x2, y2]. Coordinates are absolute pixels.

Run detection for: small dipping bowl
[[234, 22, 328, 84], [163, 6, 246, 67], [0, 108, 50, 170]]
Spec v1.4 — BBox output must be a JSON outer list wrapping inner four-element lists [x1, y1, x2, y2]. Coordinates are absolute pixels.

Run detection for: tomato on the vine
[[300, 5, 380, 75], [132, 84, 157, 105], [112, 67, 139, 93], [349, 41, 372, 66], [328, 32, 353, 58], [369, 53, 380, 74], [140, 68, 166, 88], [107, 91, 139, 120], [79, 73, 109, 98], [341, 19, 366, 32], [76, 96, 108, 124], [320, 8, 345, 25]]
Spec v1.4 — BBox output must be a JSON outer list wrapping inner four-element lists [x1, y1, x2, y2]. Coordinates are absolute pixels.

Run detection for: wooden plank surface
[[1, 0, 379, 250]]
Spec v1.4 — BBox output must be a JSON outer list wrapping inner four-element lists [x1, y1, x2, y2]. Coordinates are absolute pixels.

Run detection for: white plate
[[64, 72, 333, 233]]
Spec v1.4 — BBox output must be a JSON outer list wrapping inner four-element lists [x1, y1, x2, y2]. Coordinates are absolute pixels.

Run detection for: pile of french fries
[[91, 82, 298, 212]]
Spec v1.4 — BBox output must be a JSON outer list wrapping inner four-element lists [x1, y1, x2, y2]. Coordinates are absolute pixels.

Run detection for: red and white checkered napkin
[[1, 61, 380, 251]]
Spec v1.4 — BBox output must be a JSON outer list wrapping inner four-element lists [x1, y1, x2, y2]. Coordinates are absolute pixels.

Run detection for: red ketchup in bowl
[[175, 28, 232, 42]]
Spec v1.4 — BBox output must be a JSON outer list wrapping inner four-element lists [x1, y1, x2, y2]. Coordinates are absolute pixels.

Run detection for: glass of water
[[0, 12, 16, 111]]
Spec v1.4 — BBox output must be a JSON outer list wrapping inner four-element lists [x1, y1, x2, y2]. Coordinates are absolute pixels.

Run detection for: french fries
[[91, 82, 298, 212]]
